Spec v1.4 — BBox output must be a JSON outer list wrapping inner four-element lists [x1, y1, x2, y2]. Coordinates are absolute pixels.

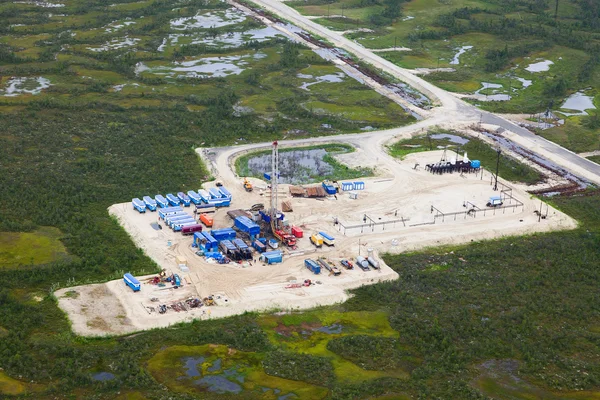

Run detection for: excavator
[[243, 177, 253, 192]]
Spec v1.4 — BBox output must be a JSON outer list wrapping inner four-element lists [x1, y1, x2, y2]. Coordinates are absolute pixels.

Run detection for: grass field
[[0, 227, 70, 269]]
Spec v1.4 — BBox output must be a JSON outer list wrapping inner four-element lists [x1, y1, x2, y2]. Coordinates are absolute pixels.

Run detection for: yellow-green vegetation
[[0, 227, 70, 269], [0, 371, 25, 396], [146, 344, 329, 399], [258, 310, 411, 382]]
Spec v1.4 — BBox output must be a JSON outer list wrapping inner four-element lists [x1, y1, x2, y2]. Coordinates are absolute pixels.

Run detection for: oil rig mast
[[270, 140, 279, 234]]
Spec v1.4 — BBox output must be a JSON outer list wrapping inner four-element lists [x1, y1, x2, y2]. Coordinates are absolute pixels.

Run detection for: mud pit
[[57, 142, 576, 337]]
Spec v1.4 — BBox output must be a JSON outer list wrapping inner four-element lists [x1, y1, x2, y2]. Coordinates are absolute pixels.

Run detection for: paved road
[[244, 0, 600, 184]]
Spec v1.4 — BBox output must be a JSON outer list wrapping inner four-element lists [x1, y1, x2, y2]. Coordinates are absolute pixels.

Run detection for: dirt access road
[[239, 0, 600, 186]]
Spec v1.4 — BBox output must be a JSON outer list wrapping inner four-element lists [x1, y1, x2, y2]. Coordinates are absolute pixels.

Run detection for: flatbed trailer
[[317, 258, 341, 276]]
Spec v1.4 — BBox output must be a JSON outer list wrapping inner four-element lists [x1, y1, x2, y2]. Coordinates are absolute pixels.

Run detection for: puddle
[[13, 1, 65, 7], [474, 82, 511, 101], [150, 222, 162, 230], [430, 133, 470, 145], [172, 55, 247, 77], [449, 45, 473, 65], [157, 27, 283, 51], [314, 323, 343, 334], [87, 36, 140, 52], [183, 356, 205, 377], [402, 16, 414, 21], [525, 59, 553, 72], [170, 8, 247, 30], [1, 77, 51, 96], [515, 77, 532, 88], [134, 62, 150, 75], [246, 149, 334, 184], [361, 126, 375, 131], [104, 20, 136, 33], [559, 92, 596, 116], [299, 72, 345, 90], [91, 372, 115, 381], [207, 358, 222, 372]]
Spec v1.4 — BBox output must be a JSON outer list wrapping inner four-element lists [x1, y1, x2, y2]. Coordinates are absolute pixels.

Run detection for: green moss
[[0, 227, 71, 269]]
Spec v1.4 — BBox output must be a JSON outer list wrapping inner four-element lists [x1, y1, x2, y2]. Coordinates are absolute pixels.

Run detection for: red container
[[291, 226, 303, 238], [182, 224, 203, 235]]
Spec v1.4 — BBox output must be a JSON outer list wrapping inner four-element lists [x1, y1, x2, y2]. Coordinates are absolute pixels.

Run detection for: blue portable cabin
[[218, 187, 232, 199], [198, 189, 210, 203], [161, 211, 186, 223], [155, 194, 170, 208], [168, 217, 195, 229], [471, 160, 481, 169], [166, 214, 194, 227], [177, 192, 191, 207], [234, 216, 261, 237], [353, 181, 365, 190], [219, 239, 239, 259], [166, 193, 181, 206], [341, 182, 354, 191], [132, 198, 146, 213], [208, 198, 230, 208], [304, 259, 321, 274], [194, 232, 218, 252], [260, 250, 283, 264], [322, 182, 337, 195], [210, 228, 236, 242], [187, 190, 202, 205], [209, 188, 223, 199], [319, 231, 335, 240], [160, 209, 185, 221], [143, 196, 157, 211], [233, 239, 252, 259], [123, 273, 141, 292], [252, 238, 267, 253], [173, 220, 198, 232]]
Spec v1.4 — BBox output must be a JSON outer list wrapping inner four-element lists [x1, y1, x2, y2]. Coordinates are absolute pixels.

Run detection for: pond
[[430, 133, 470, 145], [91, 372, 115, 381], [245, 149, 335, 184], [525, 59, 553, 73], [170, 8, 247, 29], [87, 36, 140, 52], [474, 82, 511, 101], [1, 77, 51, 96], [449, 45, 473, 65], [559, 92, 596, 116], [299, 72, 345, 91]]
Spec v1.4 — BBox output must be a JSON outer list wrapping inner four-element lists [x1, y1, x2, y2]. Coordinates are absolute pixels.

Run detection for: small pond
[[450, 46, 473, 65], [430, 133, 470, 145], [91, 372, 115, 381], [560, 92, 596, 116], [525, 60, 553, 73], [246, 149, 335, 184]]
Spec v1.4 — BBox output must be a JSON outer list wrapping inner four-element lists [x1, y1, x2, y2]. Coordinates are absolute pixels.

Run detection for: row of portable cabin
[[340, 181, 365, 191], [132, 187, 232, 213], [157, 206, 204, 233]]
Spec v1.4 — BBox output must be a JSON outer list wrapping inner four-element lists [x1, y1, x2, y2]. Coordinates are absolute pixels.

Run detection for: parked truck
[[304, 259, 321, 274]]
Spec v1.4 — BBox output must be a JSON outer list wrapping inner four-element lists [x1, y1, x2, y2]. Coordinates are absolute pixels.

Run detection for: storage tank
[[471, 160, 481, 169]]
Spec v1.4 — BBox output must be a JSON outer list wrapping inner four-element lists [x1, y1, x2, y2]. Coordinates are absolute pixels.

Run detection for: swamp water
[[246, 149, 335, 184]]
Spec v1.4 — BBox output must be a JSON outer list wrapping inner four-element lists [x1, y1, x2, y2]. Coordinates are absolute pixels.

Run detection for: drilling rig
[[268, 141, 296, 249]]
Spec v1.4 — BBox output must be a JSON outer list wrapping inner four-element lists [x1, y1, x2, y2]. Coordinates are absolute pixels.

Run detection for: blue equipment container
[[322, 182, 337, 195], [198, 189, 210, 203], [208, 198, 230, 207], [177, 192, 191, 207], [209, 188, 222, 199], [158, 207, 184, 219], [167, 215, 194, 227], [155, 194, 169, 208], [353, 181, 365, 190], [218, 187, 232, 199], [234, 216, 261, 237], [259, 210, 284, 223], [341, 182, 354, 191], [471, 160, 481, 169], [173, 221, 198, 232], [132, 198, 146, 213], [233, 239, 252, 259], [162, 211, 186, 222], [143, 196, 157, 211], [304, 259, 321, 274], [252, 238, 267, 253], [187, 190, 202, 205], [166, 193, 181, 206], [194, 232, 219, 252], [260, 250, 283, 264], [210, 228, 236, 242], [123, 273, 141, 292], [204, 251, 223, 260]]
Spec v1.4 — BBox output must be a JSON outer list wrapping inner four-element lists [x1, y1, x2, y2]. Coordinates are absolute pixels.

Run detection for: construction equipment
[[285, 279, 312, 289], [317, 258, 341, 276], [310, 233, 324, 248], [243, 178, 253, 192], [203, 296, 216, 306]]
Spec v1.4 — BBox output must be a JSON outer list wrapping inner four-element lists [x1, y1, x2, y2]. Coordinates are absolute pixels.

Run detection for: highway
[[241, 0, 600, 185]]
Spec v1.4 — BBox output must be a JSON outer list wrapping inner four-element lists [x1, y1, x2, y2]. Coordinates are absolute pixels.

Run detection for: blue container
[[218, 187, 232, 199], [341, 182, 354, 191], [304, 259, 321, 274], [155, 194, 169, 208], [198, 189, 210, 203], [471, 160, 481, 169], [353, 181, 365, 190], [177, 192, 191, 207], [234, 216, 261, 236], [322, 182, 337, 195], [195, 232, 218, 252], [124, 273, 141, 292], [261, 250, 283, 264], [132, 198, 146, 213], [187, 190, 202, 205], [211, 228, 236, 242], [166, 193, 181, 206], [209, 188, 222, 199]]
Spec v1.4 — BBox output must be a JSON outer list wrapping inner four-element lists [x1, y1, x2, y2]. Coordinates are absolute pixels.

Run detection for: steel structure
[[270, 141, 280, 233]]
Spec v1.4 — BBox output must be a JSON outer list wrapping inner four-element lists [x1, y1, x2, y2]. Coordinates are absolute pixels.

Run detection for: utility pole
[[327, 4, 329, 18], [555, 0, 559, 20], [394, 36, 397, 50], [494, 148, 501, 191], [538, 200, 543, 222]]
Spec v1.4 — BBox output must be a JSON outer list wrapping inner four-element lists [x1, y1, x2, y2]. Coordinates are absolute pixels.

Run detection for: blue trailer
[[218, 187, 232, 199], [143, 196, 157, 211], [318, 231, 335, 246], [322, 182, 337, 195], [177, 192, 191, 207], [169, 218, 196, 230], [353, 181, 365, 190], [208, 198, 230, 208], [304, 259, 321, 274], [124, 273, 141, 292], [211, 228, 236, 242], [166, 193, 181, 206], [160, 209, 185, 221], [132, 198, 146, 213], [195, 232, 218, 252], [341, 182, 354, 191], [234, 216, 261, 237], [166, 215, 194, 228], [198, 189, 210, 203], [187, 190, 202, 205], [209, 188, 223, 199], [260, 250, 283, 264], [252, 238, 267, 253], [155, 194, 169, 208]]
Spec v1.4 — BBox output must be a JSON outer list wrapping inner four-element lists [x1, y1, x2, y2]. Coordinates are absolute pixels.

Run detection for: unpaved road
[[242, 0, 600, 185]]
